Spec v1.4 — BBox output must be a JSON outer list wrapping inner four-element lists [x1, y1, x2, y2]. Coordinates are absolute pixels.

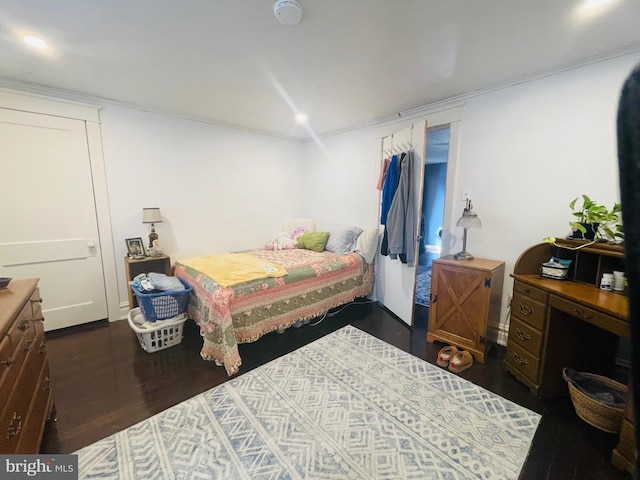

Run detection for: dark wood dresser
[[0, 278, 54, 453]]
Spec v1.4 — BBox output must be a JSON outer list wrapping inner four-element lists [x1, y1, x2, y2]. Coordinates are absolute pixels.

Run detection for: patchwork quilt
[[174, 249, 374, 375]]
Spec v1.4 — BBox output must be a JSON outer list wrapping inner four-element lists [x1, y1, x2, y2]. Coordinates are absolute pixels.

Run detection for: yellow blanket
[[178, 253, 287, 288]]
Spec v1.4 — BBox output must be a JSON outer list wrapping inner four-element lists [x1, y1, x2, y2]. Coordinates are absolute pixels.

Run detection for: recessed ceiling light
[[22, 34, 49, 49], [584, 0, 614, 9], [573, 0, 617, 22], [295, 113, 308, 124]]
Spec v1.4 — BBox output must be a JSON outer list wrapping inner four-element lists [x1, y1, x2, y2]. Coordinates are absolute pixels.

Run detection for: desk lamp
[[142, 208, 162, 250], [453, 199, 482, 260]]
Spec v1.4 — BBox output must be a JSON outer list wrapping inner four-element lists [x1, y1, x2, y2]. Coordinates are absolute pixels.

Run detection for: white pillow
[[355, 226, 382, 263], [319, 222, 363, 255], [282, 217, 315, 235]]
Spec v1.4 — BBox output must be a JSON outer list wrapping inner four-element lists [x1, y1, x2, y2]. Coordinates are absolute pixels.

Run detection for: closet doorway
[[374, 107, 461, 327], [415, 126, 450, 308]]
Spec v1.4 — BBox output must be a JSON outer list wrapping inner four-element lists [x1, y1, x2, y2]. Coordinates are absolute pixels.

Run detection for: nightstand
[[427, 255, 505, 363], [124, 254, 172, 309]]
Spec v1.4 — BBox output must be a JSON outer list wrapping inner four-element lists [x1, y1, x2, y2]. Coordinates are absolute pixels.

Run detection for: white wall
[[301, 127, 381, 230], [303, 51, 640, 342], [457, 52, 639, 340], [99, 106, 305, 308]]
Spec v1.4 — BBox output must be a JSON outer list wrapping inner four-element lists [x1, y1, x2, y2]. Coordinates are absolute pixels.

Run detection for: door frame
[[0, 88, 120, 322], [373, 105, 462, 325]]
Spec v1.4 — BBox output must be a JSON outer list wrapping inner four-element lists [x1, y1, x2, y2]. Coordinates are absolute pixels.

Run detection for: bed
[[174, 239, 375, 375]]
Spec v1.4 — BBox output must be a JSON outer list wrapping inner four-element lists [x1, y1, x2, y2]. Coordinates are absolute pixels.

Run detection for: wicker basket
[[563, 368, 627, 433]]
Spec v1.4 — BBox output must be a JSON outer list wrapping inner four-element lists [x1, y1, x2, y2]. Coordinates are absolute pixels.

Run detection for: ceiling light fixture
[[274, 0, 302, 26], [22, 34, 49, 49], [584, 0, 614, 9]]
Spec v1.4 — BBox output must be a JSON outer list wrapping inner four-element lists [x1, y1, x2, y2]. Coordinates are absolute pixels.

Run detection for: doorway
[[0, 89, 120, 328], [415, 126, 450, 308]]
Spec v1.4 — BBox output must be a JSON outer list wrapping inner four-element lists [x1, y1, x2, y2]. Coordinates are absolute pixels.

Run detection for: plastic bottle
[[613, 271, 625, 291], [600, 273, 613, 291]]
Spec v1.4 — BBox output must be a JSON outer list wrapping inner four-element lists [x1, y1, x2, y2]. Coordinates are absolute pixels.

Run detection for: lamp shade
[[456, 213, 482, 229], [453, 199, 481, 261], [142, 208, 162, 224]]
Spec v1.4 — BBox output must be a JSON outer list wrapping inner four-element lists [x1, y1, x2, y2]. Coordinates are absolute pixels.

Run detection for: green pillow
[[296, 231, 330, 252]]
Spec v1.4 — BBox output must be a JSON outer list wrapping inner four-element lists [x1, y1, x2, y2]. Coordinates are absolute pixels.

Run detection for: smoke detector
[[274, 0, 302, 26]]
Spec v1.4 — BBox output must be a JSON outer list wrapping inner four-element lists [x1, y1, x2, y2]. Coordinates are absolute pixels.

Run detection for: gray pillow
[[321, 222, 364, 254]]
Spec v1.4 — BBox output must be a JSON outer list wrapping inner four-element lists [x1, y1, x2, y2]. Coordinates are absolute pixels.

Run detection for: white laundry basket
[[127, 307, 188, 353]]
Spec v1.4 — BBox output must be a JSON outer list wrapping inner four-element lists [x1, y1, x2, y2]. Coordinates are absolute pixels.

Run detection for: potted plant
[[569, 195, 621, 241]]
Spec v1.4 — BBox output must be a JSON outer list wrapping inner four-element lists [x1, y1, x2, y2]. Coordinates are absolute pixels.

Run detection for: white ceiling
[[1, 0, 640, 140]]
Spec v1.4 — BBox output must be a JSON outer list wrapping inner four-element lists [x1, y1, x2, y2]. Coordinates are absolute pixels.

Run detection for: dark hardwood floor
[[41, 302, 633, 479]]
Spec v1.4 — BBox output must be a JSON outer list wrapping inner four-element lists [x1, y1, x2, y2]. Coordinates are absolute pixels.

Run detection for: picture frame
[[125, 237, 146, 258]]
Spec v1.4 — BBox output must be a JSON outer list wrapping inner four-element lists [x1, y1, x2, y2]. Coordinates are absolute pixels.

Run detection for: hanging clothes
[[376, 157, 391, 191], [379, 154, 402, 256], [386, 150, 417, 267], [380, 154, 400, 224]]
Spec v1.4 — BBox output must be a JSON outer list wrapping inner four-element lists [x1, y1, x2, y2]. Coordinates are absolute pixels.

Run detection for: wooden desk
[[505, 240, 634, 475], [505, 239, 628, 398]]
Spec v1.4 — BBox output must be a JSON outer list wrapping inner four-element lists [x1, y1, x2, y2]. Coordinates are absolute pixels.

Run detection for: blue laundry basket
[[130, 278, 192, 322]]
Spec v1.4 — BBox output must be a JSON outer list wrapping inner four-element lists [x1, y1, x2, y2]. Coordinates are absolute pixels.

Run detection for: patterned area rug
[[76, 326, 540, 479], [415, 265, 431, 307]]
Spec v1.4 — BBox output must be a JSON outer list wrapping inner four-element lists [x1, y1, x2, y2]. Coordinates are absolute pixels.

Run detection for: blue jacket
[[380, 155, 400, 225]]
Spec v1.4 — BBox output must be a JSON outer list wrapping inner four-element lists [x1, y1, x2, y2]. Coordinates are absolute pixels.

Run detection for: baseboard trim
[[118, 302, 130, 321]]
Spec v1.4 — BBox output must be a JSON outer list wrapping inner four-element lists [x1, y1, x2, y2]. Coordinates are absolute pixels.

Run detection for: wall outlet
[[507, 293, 513, 305]]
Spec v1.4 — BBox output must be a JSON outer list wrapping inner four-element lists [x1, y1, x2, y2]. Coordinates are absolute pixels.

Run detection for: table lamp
[[453, 199, 482, 260], [142, 208, 162, 250]]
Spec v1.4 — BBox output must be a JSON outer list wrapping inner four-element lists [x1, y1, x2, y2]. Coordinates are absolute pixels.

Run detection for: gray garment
[[386, 151, 417, 267]]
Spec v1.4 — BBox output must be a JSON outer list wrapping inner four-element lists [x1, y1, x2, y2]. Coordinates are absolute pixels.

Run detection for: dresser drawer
[[514, 281, 548, 303], [511, 291, 547, 330], [8, 301, 33, 346], [16, 360, 52, 454], [30, 288, 43, 321], [549, 295, 627, 337], [505, 342, 540, 384], [508, 316, 543, 357], [0, 329, 35, 414], [0, 333, 47, 453]]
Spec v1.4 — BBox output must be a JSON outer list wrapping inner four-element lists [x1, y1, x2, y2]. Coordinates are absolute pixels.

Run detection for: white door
[[375, 121, 427, 325], [0, 108, 108, 330]]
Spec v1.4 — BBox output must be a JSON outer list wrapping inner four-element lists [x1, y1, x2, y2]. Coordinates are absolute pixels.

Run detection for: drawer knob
[[513, 352, 528, 366], [519, 304, 534, 316], [45, 376, 52, 391], [516, 328, 531, 342], [1, 356, 13, 367], [572, 307, 594, 320], [38, 341, 47, 354], [18, 319, 29, 331], [24, 340, 33, 353], [6, 412, 22, 439]]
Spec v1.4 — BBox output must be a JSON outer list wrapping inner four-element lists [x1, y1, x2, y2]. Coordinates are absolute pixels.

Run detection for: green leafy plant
[[569, 195, 622, 241]]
